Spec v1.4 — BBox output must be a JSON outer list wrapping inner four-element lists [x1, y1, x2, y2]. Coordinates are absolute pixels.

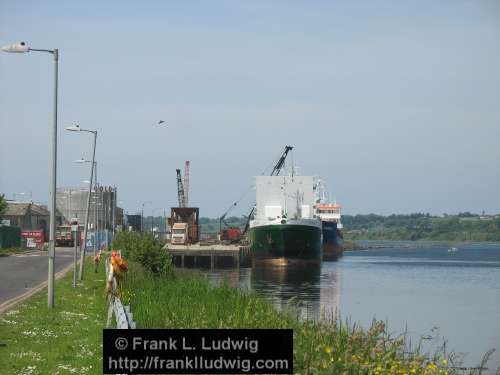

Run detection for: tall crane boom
[[184, 161, 190, 207], [270, 146, 293, 176], [176, 169, 186, 208]]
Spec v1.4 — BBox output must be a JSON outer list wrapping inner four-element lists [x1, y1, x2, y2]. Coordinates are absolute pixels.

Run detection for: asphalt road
[[0, 247, 77, 304]]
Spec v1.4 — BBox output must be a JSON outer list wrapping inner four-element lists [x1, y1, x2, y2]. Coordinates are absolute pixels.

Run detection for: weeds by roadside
[[0, 258, 106, 374], [0, 248, 29, 257]]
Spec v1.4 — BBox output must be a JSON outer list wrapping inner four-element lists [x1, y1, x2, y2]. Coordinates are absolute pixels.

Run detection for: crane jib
[[176, 169, 186, 208]]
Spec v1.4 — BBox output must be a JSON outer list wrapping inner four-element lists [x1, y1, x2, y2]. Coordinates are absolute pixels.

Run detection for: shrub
[[112, 231, 172, 275]]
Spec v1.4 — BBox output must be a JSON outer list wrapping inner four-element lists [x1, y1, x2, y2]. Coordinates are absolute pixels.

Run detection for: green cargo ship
[[248, 175, 322, 265], [249, 220, 322, 265]]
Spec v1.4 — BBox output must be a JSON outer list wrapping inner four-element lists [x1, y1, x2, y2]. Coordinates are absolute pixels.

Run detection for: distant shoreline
[[343, 239, 500, 251]]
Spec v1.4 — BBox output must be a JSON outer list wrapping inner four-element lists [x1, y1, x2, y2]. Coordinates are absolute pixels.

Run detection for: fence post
[[105, 252, 136, 329]]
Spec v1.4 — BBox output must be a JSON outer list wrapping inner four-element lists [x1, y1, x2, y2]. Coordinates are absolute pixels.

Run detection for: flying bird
[[158, 120, 166, 125]]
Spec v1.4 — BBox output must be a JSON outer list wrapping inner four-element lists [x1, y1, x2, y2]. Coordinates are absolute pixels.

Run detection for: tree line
[[343, 213, 500, 241]]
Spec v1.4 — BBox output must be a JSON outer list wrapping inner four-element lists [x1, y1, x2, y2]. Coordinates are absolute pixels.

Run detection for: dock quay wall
[[167, 243, 251, 269]]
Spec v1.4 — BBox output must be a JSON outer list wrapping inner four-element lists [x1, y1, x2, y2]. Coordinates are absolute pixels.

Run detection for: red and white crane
[[184, 160, 190, 207]]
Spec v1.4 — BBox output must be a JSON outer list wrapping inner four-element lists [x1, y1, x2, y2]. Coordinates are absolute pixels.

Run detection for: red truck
[[55, 225, 82, 247]]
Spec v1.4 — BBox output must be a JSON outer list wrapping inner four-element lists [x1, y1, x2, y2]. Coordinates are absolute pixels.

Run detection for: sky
[[1, 1, 499, 217]]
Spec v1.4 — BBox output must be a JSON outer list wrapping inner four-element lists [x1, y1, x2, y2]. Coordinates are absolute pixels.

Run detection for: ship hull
[[249, 223, 322, 265], [322, 221, 344, 260]]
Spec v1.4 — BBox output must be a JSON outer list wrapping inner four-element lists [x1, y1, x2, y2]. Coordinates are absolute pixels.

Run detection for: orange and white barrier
[[105, 250, 135, 329]]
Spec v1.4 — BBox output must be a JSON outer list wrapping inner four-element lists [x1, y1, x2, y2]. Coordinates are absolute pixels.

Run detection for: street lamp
[[66, 125, 97, 280], [141, 201, 152, 232], [111, 186, 117, 242], [151, 208, 162, 233], [3, 41, 59, 309], [76, 159, 98, 257]]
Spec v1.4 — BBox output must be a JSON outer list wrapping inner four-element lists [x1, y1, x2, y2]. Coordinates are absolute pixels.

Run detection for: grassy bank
[[0, 247, 23, 257], [123, 262, 464, 375], [0, 258, 106, 374]]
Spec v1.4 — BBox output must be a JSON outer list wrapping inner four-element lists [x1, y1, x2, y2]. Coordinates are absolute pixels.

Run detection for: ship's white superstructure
[[250, 175, 321, 229], [314, 178, 343, 229], [316, 204, 343, 229]]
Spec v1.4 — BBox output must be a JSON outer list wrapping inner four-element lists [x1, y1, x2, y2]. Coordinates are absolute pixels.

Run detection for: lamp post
[[2, 41, 59, 309], [151, 208, 162, 233], [66, 125, 97, 280], [92, 186, 98, 255], [82, 179, 97, 256], [112, 186, 117, 242], [141, 201, 152, 232], [76, 158, 98, 256]]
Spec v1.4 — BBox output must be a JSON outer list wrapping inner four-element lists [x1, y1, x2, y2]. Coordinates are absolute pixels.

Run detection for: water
[[202, 241, 500, 371]]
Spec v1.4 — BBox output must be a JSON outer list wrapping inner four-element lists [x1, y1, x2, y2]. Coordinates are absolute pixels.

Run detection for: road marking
[[10, 250, 44, 257], [12, 253, 43, 258], [10, 251, 75, 258]]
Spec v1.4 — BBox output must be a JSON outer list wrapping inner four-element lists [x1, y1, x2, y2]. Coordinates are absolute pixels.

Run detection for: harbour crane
[[184, 161, 190, 207], [176, 169, 186, 208], [218, 201, 241, 242], [172, 163, 199, 244]]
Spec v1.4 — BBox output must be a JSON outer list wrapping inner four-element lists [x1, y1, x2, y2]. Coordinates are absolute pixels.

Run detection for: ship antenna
[[282, 175, 287, 217]]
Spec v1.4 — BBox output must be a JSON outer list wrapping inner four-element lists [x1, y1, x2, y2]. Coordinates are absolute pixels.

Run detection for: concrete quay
[[166, 243, 251, 269]]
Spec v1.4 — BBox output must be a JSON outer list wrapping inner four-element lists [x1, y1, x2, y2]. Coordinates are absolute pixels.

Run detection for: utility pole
[[71, 219, 78, 288], [112, 186, 116, 241]]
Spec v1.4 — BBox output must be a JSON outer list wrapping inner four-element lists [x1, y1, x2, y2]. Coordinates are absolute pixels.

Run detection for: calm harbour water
[[202, 241, 500, 371]]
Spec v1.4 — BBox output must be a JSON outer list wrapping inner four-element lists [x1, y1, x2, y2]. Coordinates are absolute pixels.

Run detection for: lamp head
[[65, 124, 81, 132], [1, 42, 29, 53], [74, 158, 87, 164]]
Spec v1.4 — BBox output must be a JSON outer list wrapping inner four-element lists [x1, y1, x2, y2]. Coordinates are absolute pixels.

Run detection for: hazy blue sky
[[1, 1, 499, 217]]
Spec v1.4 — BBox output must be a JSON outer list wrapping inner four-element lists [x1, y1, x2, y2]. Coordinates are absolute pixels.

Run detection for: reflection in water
[[250, 265, 322, 320], [319, 266, 341, 321], [203, 264, 341, 321], [200, 243, 500, 369]]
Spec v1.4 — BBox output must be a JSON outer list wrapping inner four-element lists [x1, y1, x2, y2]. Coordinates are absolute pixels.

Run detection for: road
[[0, 247, 77, 305]]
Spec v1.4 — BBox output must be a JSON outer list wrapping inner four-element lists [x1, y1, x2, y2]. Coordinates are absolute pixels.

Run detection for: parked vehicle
[[55, 224, 82, 247], [219, 227, 242, 243], [171, 222, 188, 245]]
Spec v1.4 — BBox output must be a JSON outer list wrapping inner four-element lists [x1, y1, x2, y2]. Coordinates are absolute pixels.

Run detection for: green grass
[[0, 248, 23, 257], [0, 258, 107, 374], [122, 263, 481, 375]]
